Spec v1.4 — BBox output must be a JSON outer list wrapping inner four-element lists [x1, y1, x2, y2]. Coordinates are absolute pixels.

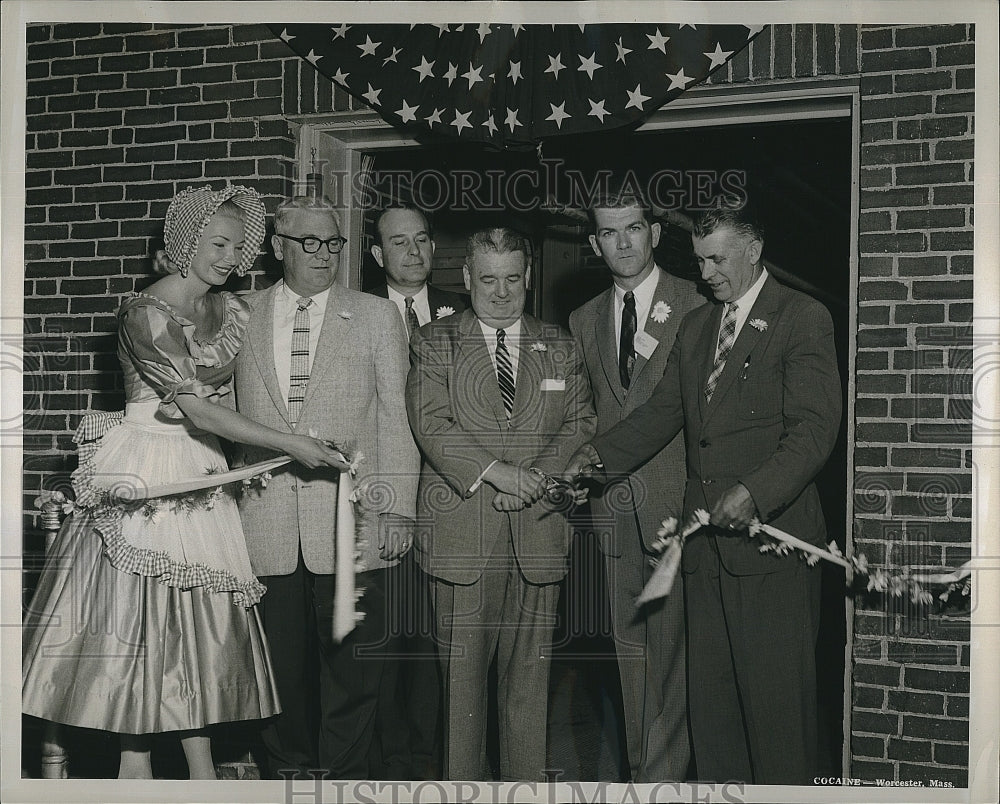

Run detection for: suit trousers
[[685, 535, 821, 785], [603, 527, 689, 782], [256, 555, 394, 779], [431, 525, 560, 782], [370, 551, 443, 779]]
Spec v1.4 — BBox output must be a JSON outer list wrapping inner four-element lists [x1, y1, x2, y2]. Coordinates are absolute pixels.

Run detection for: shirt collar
[[278, 280, 331, 311], [613, 265, 659, 309], [386, 283, 428, 307], [478, 317, 522, 339], [730, 267, 769, 313]]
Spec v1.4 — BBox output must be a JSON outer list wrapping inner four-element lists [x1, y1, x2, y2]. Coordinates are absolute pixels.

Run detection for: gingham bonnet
[[163, 185, 266, 276]]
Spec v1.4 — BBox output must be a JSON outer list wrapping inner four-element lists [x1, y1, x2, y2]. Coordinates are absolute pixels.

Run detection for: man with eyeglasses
[[234, 195, 420, 779]]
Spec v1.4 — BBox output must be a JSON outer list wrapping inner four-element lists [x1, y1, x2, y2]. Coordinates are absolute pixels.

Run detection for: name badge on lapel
[[540, 378, 565, 392], [633, 330, 659, 360]]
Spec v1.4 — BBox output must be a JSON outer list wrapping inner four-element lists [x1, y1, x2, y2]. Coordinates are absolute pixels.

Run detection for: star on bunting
[[413, 56, 435, 82], [397, 100, 419, 123], [704, 42, 735, 69], [578, 53, 602, 79], [357, 35, 379, 57], [545, 53, 566, 78], [615, 37, 632, 64], [505, 107, 522, 132], [646, 29, 670, 53], [665, 68, 695, 90], [451, 110, 473, 135], [625, 84, 651, 110], [546, 102, 571, 129], [588, 98, 610, 122], [462, 63, 484, 88]]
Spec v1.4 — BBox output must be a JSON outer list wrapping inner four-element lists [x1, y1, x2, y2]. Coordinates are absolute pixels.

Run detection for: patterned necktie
[[704, 302, 738, 402], [404, 296, 420, 339], [495, 328, 516, 421], [619, 290, 637, 390], [288, 296, 313, 426]]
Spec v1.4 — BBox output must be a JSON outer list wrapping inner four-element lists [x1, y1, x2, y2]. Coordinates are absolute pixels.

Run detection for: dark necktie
[[705, 302, 739, 402], [404, 296, 420, 339], [495, 328, 516, 421], [288, 296, 313, 426], [619, 290, 637, 389]]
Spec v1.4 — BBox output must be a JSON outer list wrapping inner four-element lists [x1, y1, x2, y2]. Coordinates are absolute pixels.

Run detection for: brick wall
[[21, 21, 974, 784]]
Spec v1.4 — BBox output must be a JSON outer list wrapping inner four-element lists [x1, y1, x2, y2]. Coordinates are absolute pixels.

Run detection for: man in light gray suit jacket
[[234, 195, 420, 779], [569, 188, 703, 782], [406, 227, 596, 781]]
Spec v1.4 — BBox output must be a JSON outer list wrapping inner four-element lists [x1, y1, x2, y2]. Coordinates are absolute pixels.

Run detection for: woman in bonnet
[[22, 185, 346, 778]]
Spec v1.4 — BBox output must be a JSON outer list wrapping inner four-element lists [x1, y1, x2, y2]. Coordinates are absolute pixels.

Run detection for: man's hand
[[482, 462, 546, 505], [492, 492, 526, 512], [562, 442, 605, 483], [709, 483, 758, 532], [378, 512, 415, 561]]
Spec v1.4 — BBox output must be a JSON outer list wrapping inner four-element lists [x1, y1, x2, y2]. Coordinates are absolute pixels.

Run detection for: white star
[[545, 53, 566, 78], [578, 52, 602, 79], [462, 63, 484, 89], [383, 46, 402, 66], [704, 42, 735, 69], [679, 24, 698, 30], [444, 62, 458, 86], [615, 37, 632, 64], [665, 67, 695, 91], [305, 49, 321, 66], [397, 100, 419, 123], [331, 68, 349, 85], [412, 56, 435, 82], [546, 102, 571, 129], [451, 110, 473, 135], [511, 24, 525, 36], [504, 107, 522, 132], [434, 24, 450, 36], [332, 23, 350, 40], [508, 60, 523, 85], [362, 83, 382, 106], [425, 108, 444, 125], [483, 115, 498, 135], [279, 28, 295, 43], [747, 25, 765, 38], [578, 24, 587, 33], [625, 83, 651, 111], [646, 28, 670, 54], [477, 22, 492, 42], [357, 35, 380, 58], [587, 98, 610, 122]]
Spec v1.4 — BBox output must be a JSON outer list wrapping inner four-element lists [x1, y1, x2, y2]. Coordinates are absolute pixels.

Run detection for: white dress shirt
[[478, 317, 522, 383], [613, 267, 659, 358], [386, 284, 431, 328], [273, 280, 331, 405], [715, 268, 769, 356]]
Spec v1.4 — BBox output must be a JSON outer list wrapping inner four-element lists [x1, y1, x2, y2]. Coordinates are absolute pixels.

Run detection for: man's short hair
[[465, 226, 527, 269], [691, 201, 764, 243], [373, 204, 433, 247], [586, 173, 654, 231], [274, 195, 342, 235]]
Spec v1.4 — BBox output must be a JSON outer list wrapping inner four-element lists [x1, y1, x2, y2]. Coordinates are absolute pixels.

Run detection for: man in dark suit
[[565, 203, 842, 785], [366, 204, 466, 779], [569, 188, 703, 782], [369, 205, 468, 332], [406, 226, 596, 780]]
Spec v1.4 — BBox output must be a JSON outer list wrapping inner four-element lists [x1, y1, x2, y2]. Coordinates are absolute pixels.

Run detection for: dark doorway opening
[[363, 115, 852, 779]]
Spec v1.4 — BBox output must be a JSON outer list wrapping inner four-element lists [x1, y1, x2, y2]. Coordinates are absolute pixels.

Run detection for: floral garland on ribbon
[[640, 509, 972, 610]]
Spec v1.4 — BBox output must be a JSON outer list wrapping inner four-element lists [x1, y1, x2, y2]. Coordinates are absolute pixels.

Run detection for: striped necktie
[[704, 302, 738, 402], [404, 296, 420, 339], [288, 296, 313, 425], [619, 290, 637, 389], [495, 328, 516, 421]]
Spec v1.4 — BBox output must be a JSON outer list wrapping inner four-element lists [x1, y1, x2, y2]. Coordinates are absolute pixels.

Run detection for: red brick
[[934, 139, 974, 161], [897, 256, 948, 276], [896, 24, 969, 47], [897, 117, 969, 140], [887, 738, 932, 762], [903, 666, 969, 693], [895, 304, 945, 324], [857, 328, 908, 348], [936, 43, 974, 66], [852, 734, 886, 759], [860, 187, 929, 209], [894, 70, 954, 92], [912, 280, 972, 300], [896, 209, 965, 230], [863, 95, 932, 119], [861, 48, 933, 71], [890, 448, 962, 468], [902, 715, 967, 742]]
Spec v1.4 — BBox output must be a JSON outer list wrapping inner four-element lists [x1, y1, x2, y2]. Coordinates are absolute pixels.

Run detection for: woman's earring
[[179, 265, 188, 278]]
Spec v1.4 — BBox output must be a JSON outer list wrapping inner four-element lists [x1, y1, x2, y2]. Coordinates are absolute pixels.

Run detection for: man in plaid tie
[[234, 195, 420, 779], [406, 226, 596, 781], [565, 200, 842, 785]]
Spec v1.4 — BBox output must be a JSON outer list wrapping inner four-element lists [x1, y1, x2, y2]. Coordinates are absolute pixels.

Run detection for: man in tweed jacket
[[406, 226, 596, 781], [569, 188, 704, 782], [234, 195, 419, 779]]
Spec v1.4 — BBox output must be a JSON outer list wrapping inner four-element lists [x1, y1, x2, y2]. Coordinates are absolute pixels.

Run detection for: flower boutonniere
[[749, 318, 768, 332], [435, 305, 456, 319], [529, 341, 547, 353], [338, 310, 353, 320], [650, 301, 672, 324]]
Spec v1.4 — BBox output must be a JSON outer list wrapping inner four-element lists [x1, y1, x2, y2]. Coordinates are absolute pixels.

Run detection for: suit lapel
[[695, 303, 724, 422], [511, 315, 544, 431], [702, 276, 782, 425], [248, 284, 290, 425], [457, 309, 507, 431], [298, 288, 351, 422], [594, 289, 625, 406], [630, 268, 673, 385]]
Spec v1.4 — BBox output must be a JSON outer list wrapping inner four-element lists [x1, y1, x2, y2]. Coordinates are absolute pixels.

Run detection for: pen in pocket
[[740, 354, 752, 380]]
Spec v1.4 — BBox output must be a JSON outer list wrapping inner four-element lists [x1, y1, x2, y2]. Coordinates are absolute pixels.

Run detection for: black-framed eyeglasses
[[276, 233, 348, 254]]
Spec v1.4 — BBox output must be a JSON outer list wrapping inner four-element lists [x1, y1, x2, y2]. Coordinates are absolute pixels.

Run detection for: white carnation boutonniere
[[338, 310, 353, 320], [749, 318, 768, 332], [529, 341, 547, 353], [435, 305, 456, 319], [650, 301, 672, 324]]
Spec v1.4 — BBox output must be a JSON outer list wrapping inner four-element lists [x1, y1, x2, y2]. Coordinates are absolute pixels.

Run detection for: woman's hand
[[285, 435, 351, 471]]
